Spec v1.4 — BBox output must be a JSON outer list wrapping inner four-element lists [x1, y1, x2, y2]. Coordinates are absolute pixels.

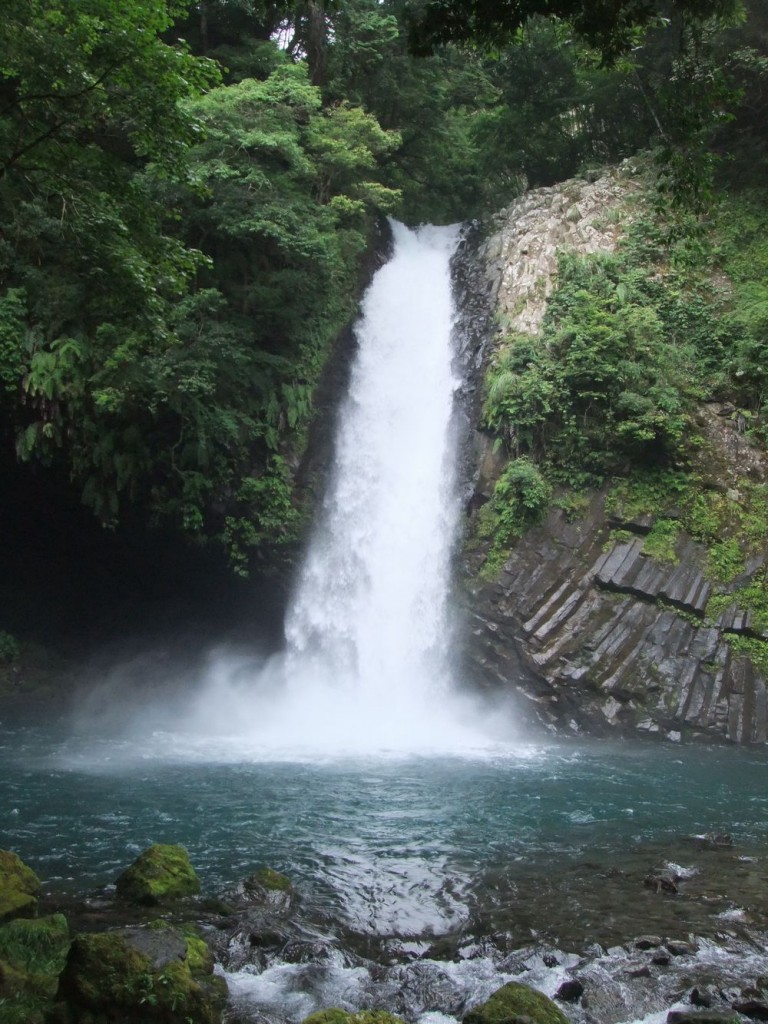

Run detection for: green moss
[[463, 981, 569, 1024], [730, 636, 768, 676], [0, 851, 41, 924], [706, 537, 745, 584], [115, 844, 200, 906], [643, 518, 681, 563], [303, 1012, 406, 1024], [0, 915, 70, 1024], [250, 867, 291, 893], [182, 932, 215, 977]]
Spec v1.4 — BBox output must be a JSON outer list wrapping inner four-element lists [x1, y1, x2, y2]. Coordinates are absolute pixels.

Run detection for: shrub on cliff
[[484, 250, 701, 485]]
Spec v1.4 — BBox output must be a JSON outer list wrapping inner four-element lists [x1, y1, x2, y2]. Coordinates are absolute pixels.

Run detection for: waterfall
[[135, 220, 497, 759], [271, 221, 488, 754]]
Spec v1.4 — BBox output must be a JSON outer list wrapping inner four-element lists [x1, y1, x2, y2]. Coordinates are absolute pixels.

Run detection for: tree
[[406, 0, 744, 62], [0, 1, 220, 511]]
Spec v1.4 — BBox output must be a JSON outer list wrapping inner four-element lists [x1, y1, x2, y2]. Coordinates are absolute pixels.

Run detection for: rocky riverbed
[[4, 829, 768, 1024]]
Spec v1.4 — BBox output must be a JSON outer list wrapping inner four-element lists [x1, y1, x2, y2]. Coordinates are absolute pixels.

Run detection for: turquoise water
[[2, 716, 768, 947]]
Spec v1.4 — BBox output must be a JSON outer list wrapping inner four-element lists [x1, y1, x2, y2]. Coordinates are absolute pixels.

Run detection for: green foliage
[[0, 915, 70, 983], [730, 635, 768, 676], [0, 14, 400, 570], [710, 192, 768, 420], [0, 915, 70, 1024], [408, 0, 742, 63], [706, 537, 745, 583], [484, 248, 703, 484], [222, 457, 301, 576], [0, 0, 766, 576], [553, 490, 591, 521], [476, 458, 551, 576], [607, 471, 767, 646], [605, 468, 692, 520]]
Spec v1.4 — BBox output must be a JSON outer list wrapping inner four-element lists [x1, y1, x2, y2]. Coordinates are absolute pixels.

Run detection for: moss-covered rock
[[0, 849, 41, 923], [52, 924, 227, 1023], [221, 866, 293, 913], [0, 913, 71, 1023], [303, 1012, 406, 1024], [115, 843, 200, 906], [249, 867, 291, 892], [463, 982, 569, 1024]]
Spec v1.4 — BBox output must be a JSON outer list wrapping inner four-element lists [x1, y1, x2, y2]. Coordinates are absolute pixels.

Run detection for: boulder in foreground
[[115, 843, 200, 905], [51, 923, 226, 1023], [463, 981, 569, 1024], [0, 849, 41, 923]]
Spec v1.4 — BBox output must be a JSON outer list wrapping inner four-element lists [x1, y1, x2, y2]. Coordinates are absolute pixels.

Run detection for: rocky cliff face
[[461, 166, 768, 744]]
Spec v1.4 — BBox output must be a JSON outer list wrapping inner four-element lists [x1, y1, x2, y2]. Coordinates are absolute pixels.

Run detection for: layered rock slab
[[464, 493, 767, 743]]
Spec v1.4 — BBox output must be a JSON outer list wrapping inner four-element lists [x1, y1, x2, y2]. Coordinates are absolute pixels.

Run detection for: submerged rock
[[52, 923, 226, 1023], [0, 849, 41, 923], [463, 981, 569, 1024], [555, 978, 584, 1001], [667, 1012, 741, 1024], [250, 867, 291, 892], [115, 843, 200, 905], [732, 999, 768, 1020], [221, 866, 293, 913], [691, 833, 734, 850], [666, 939, 698, 957]]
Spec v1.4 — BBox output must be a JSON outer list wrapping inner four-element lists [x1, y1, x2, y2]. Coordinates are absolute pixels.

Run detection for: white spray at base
[[242, 221, 497, 756]]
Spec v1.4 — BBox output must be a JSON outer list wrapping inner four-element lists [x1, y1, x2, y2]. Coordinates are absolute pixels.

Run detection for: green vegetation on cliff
[[479, 174, 768, 671]]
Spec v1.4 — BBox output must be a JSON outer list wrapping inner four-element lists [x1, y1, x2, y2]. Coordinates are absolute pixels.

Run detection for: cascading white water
[[266, 221, 490, 753], [287, 223, 460, 691]]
